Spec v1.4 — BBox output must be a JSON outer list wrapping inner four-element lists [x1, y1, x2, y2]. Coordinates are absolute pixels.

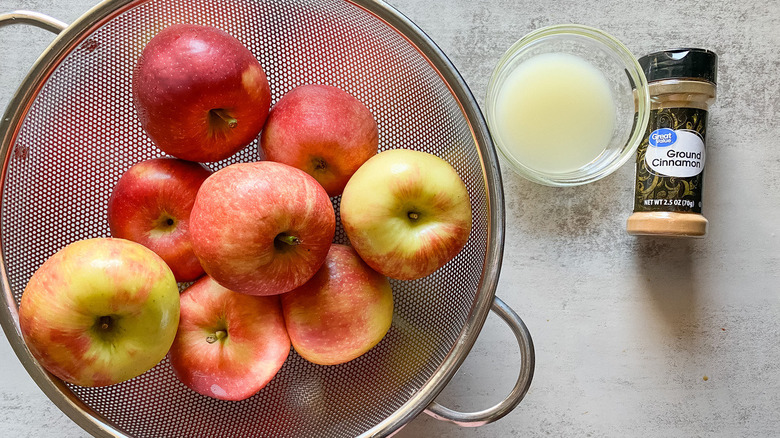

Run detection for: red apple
[[108, 157, 211, 282], [168, 275, 290, 400], [281, 244, 394, 366], [133, 23, 271, 162], [190, 161, 336, 296], [340, 149, 472, 280], [19, 238, 180, 387], [259, 84, 378, 196]]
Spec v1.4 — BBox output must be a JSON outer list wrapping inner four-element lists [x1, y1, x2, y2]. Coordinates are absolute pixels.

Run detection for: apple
[[133, 23, 271, 162], [190, 161, 336, 296], [340, 149, 472, 280], [18, 238, 180, 387], [108, 157, 211, 282], [281, 244, 393, 366], [259, 84, 378, 196], [168, 275, 290, 401]]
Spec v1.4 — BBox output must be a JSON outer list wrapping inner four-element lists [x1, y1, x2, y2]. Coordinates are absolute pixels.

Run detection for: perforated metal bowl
[[0, 1, 534, 437]]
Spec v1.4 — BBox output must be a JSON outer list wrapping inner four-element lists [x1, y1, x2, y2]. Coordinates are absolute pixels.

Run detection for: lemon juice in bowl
[[493, 52, 616, 174], [485, 24, 650, 186]]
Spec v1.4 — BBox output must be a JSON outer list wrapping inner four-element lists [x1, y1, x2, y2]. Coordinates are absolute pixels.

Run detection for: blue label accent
[[649, 128, 677, 147]]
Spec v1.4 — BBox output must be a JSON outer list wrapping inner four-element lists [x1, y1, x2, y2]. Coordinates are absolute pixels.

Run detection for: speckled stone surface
[[1, 0, 779, 437]]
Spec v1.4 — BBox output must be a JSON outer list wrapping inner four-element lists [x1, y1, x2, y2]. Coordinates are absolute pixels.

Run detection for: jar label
[[645, 129, 705, 178], [633, 107, 708, 214]]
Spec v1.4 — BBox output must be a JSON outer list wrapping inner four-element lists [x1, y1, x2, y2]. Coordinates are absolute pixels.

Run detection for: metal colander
[[0, 1, 534, 437]]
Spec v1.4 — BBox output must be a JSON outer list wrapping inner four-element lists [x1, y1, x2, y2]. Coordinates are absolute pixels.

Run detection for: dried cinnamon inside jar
[[626, 48, 718, 237]]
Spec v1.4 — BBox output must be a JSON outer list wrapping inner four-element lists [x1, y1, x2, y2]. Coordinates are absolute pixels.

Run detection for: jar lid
[[638, 48, 718, 84]]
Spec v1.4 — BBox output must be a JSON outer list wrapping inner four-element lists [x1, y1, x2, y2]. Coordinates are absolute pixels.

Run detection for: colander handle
[[424, 296, 535, 427], [0, 10, 67, 33]]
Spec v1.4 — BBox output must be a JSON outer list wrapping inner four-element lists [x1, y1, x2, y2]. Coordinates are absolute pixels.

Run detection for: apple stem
[[313, 157, 327, 171], [206, 330, 227, 344], [276, 234, 301, 246], [98, 316, 112, 331], [408, 212, 420, 221], [211, 109, 237, 129]]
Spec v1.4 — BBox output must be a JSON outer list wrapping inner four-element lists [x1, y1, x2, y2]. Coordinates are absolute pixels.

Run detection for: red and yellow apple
[[340, 149, 472, 280], [18, 238, 180, 387], [108, 157, 211, 282], [281, 244, 394, 366], [190, 161, 336, 296], [168, 275, 290, 401], [133, 23, 271, 162], [259, 84, 378, 196]]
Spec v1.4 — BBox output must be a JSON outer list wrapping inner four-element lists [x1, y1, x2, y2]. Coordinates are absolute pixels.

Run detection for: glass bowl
[[485, 24, 650, 186]]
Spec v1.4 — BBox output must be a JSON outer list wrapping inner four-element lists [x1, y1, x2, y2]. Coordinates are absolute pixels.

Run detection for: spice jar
[[626, 48, 718, 237]]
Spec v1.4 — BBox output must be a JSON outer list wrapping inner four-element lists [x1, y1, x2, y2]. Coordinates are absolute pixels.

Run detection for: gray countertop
[[1, 0, 779, 437]]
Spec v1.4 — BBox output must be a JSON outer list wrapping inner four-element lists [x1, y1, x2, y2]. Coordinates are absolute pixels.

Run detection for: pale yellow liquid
[[495, 52, 616, 174]]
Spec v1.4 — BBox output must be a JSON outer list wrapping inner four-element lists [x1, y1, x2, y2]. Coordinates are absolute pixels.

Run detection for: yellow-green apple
[[108, 157, 211, 282], [133, 23, 271, 162], [189, 161, 335, 296], [280, 244, 393, 365], [259, 84, 378, 196], [340, 149, 472, 280], [18, 238, 180, 387], [168, 275, 290, 400]]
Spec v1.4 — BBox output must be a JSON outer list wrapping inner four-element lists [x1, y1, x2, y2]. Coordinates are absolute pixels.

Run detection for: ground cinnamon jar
[[626, 48, 718, 237]]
